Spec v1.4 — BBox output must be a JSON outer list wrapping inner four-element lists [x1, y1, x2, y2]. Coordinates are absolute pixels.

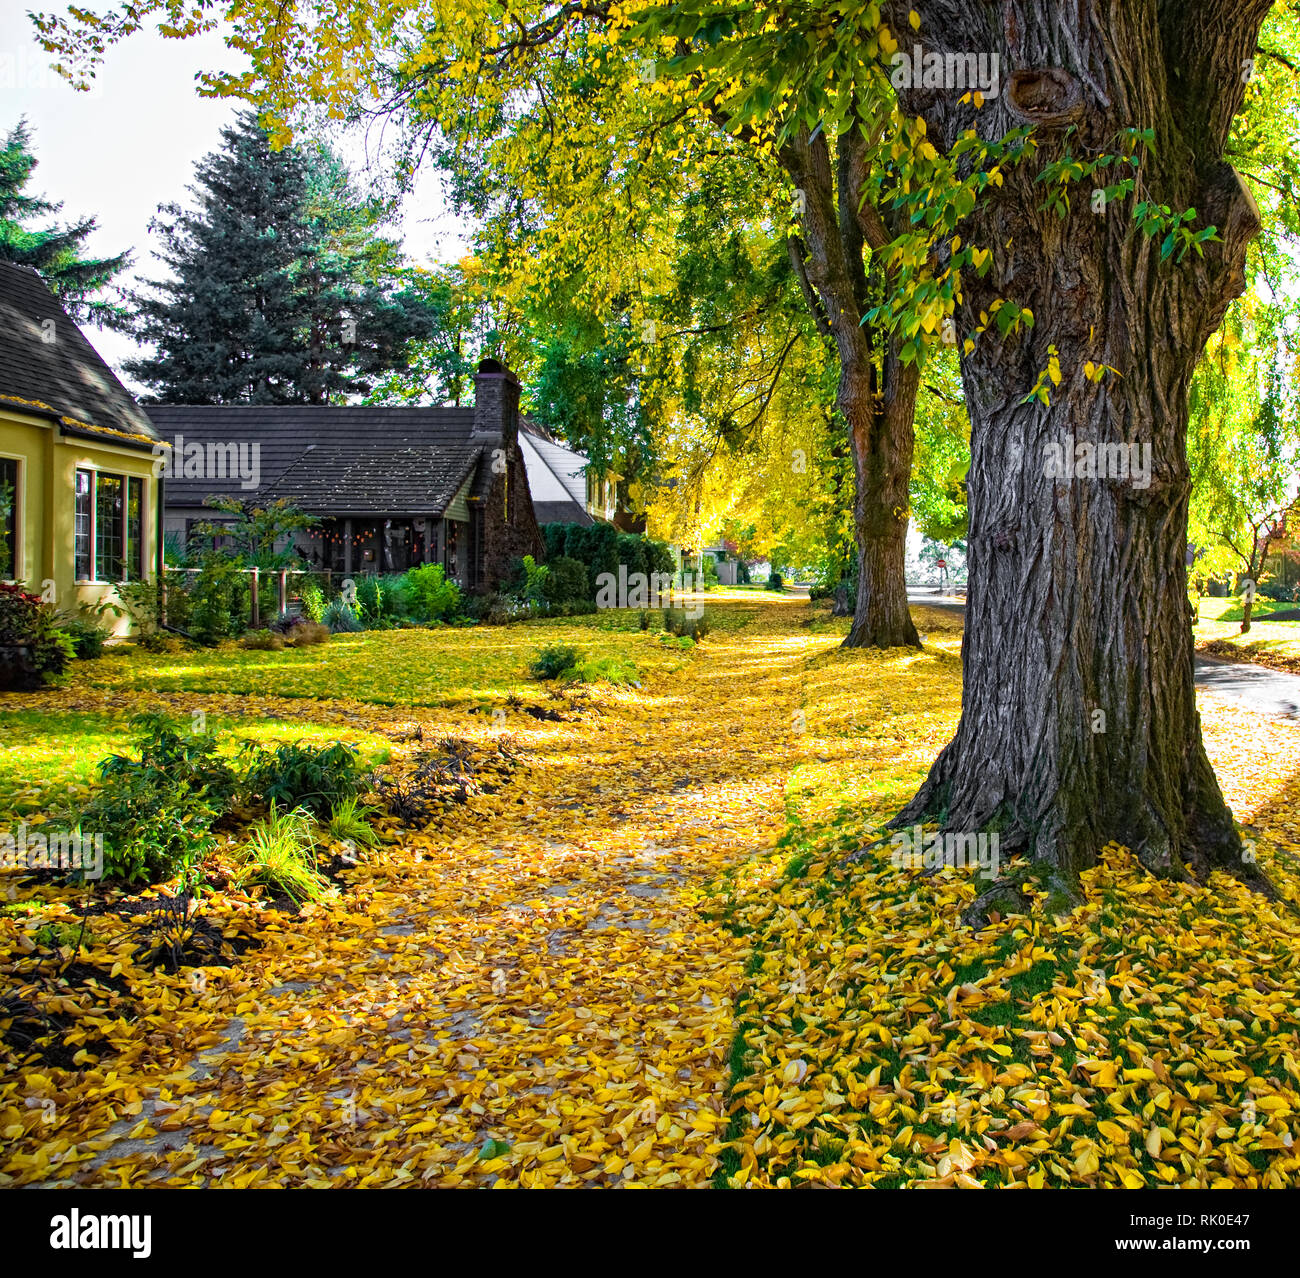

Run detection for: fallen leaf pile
[[2, 599, 1298, 1188], [1, 600, 788, 1187], [715, 626, 1300, 1188]]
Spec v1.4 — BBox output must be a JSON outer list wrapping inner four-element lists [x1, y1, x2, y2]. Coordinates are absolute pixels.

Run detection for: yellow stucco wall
[[0, 407, 159, 636]]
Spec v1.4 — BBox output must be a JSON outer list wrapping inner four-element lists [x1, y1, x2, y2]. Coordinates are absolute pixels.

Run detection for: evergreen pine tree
[[0, 118, 129, 325], [127, 111, 438, 404]]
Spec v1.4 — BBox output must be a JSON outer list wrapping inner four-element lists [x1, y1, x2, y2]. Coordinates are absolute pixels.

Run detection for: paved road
[[906, 589, 1300, 721]]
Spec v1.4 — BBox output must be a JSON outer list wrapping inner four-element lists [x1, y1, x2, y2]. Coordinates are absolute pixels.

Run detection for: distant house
[[701, 542, 742, 585], [0, 263, 163, 633], [150, 360, 607, 591]]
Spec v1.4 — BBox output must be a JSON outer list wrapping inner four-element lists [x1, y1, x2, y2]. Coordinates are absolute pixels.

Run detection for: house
[[518, 422, 614, 527], [0, 263, 163, 633], [150, 361, 607, 591], [700, 542, 742, 586]]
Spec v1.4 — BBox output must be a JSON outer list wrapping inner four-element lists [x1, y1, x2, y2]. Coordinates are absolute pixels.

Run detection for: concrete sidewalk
[[1193, 653, 1300, 721]]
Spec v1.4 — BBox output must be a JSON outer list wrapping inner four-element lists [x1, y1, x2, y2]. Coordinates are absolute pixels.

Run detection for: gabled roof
[[519, 432, 589, 508], [0, 262, 159, 449], [264, 442, 482, 518]]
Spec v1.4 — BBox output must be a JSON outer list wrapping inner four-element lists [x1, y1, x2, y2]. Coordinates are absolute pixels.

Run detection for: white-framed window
[[75, 467, 145, 583], [0, 454, 19, 581]]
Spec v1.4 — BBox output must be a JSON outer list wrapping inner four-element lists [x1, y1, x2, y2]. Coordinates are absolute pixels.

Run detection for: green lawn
[[71, 611, 724, 708], [1195, 595, 1300, 669], [0, 605, 750, 825]]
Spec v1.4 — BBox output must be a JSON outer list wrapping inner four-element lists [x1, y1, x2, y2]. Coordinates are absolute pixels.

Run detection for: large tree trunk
[[844, 349, 922, 648], [889, 0, 1274, 907], [784, 132, 921, 649]]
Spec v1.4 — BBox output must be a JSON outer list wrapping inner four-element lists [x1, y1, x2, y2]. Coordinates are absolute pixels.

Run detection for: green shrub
[[104, 712, 238, 803], [1259, 580, 1297, 603], [188, 553, 245, 645], [0, 583, 75, 688], [505, 554, 550, 603], [32, 625, 76, 685], [615, 533, 649, 583], [578, 655, 640, 686], [547, 523, 673, 592], [236, 804, 332, 904], [544, 556, 590, 604], [240, 741, 366, 818], [766, 571, 785, 591], [376, 572, 413, 618], [645, 538, 676, 579], [82, 713, 234, 885], [59, 611, 108, 660], [810, 568, 856, 604], [542, 524, 568, 560], [322, 598, 362, 633], [529, 642, 580, 680], [79, 770, 217, 886], [298, 579, 326, 622], [114, 575, 181, 636], [405, 563, 461, 622]]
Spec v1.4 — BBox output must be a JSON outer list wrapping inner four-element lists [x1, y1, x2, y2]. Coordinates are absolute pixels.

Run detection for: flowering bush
[[0, 583, 76, 688]]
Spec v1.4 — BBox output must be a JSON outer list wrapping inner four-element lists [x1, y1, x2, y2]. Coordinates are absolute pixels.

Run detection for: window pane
[[126, 477, 144, 581], [95, 474, 123, 582], [75, 469, 93, 580], [0, 458, 17, 580]]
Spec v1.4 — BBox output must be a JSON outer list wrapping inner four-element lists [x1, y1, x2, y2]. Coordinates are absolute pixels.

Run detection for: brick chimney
[[471, 357, 520, 451]]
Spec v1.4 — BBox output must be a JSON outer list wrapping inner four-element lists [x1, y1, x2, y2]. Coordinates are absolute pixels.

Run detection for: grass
[[1198, 596, 1297, 623], [236, 803, 332, 905], [70, 615, 702, 708], [326, 795, 380, 849], [1194, 595, 1300, 672]]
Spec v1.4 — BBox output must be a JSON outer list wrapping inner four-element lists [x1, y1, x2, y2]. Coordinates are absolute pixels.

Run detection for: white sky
[[0, 11, 473, 389]]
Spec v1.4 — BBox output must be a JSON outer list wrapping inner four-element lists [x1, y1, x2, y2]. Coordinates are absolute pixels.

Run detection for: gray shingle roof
[[148, 404, 595, 524], [0, 262, 158, 447], [534, 500, 594, 526], [147, 405, 477, 504], [264, 442, 482, 517]]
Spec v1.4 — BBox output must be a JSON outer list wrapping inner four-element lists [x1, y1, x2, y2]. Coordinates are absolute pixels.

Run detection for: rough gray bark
[[883, 0, 1275, 905]]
